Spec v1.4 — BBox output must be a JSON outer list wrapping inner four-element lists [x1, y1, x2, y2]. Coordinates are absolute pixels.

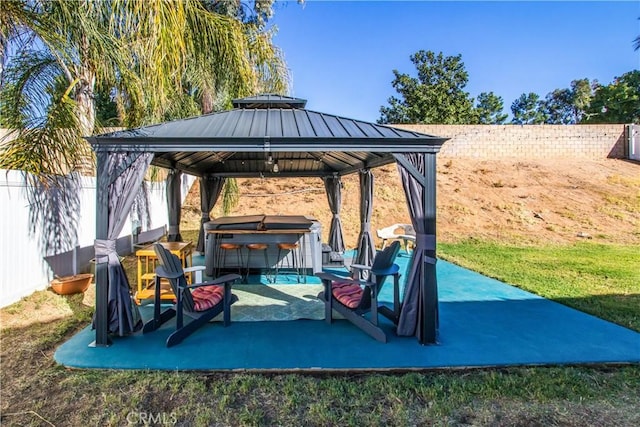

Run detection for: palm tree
[[2, 0, 288, 170], [190, 0, 291, 216], [0, 0, 289, 253], [2, 1, 121, 177], [0, 0, 43, 85]]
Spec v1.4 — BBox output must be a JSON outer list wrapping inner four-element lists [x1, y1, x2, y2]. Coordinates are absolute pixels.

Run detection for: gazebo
[[87, 94, 447, 347]]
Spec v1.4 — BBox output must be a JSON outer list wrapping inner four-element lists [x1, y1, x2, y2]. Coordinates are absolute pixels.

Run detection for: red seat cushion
[[331, 281, 363, 308], [190, 285, 225, 312]]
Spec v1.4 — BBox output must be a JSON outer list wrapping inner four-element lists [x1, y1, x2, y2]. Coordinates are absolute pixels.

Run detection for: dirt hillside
[[182, 158, 640, 248], [1, 158, 637, 330]]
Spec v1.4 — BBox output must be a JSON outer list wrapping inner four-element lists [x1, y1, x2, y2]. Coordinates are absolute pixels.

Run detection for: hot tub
[[204, 215, 322, 277]]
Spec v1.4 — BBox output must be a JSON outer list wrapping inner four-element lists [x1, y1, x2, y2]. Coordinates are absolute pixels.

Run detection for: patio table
[[135, 241, 193, 304]]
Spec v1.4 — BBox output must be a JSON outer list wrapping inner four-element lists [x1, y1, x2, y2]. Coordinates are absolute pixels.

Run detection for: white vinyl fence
[[0, 170, 193, 308], [629, 124, 640, 161]]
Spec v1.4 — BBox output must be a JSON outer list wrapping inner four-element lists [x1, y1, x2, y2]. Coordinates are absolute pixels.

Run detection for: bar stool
[[245, 243, 272, 283], [275, 242, 304, 283], [216, 242, 243, 278]]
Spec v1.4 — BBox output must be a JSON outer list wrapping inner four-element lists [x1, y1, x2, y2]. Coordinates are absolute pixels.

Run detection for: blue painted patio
[[55, 253, 640, 371]]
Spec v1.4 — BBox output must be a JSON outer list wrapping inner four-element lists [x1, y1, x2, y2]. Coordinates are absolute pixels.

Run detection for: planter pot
[[50, 273, 93, 295]]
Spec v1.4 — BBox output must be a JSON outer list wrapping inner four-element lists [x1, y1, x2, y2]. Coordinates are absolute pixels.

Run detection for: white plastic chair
[[376, 223, 415, 252]]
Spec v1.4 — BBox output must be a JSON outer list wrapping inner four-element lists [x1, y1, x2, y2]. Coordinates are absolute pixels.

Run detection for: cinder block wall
[[394, 124, 627, 159], [1, 125, 629, 160]]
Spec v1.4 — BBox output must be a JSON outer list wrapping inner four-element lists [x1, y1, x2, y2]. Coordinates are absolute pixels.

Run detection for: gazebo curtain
[[322, 174, 345, 253], [395, 153, 438, 339], [166, 169, 182, 242], [196, 176, 226, 253], [94, 151, 153, 336], [354, 169, 375, 271]]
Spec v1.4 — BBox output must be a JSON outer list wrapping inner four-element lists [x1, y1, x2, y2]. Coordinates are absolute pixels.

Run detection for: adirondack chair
[[316, 241, 401, 343], [143, 243, 240, 347]]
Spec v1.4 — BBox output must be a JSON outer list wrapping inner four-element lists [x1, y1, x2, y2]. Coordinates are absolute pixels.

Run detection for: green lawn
[[439, 240, 640, 332]]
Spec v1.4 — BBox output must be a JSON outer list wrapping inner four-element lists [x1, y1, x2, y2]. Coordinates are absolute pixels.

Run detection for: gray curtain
[[322, 175, 345, 253], [396, 153, 438, 338], [166, 169, 182, 242], [196, 175, 226, 252], [94, 152, 153, 336], [354, 169, 375, 269]]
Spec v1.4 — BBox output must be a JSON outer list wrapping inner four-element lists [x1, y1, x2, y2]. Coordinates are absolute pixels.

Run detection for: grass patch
[[607, 174, 640, 188], [438, 240, 640, 331], [2, 238, 640, 426], [2, 350, 639, 426]]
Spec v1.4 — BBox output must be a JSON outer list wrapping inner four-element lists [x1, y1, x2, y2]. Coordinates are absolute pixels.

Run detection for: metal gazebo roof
[[88, 94, 447, 178]]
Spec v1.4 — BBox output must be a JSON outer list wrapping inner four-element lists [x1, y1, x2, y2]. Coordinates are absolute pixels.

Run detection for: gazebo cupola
[[232, 94, 307, 109]]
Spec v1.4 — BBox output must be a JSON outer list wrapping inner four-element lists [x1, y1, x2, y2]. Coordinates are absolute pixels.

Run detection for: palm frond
[[222, 178, 239, 216], [246, 27, 290, 94], [1, 50, 63, 125], [0, 0, 44, 77], [0, 94, 86, 176], [0, 52, 87, 176]]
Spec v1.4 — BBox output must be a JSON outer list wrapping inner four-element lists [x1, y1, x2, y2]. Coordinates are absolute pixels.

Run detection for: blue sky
[[269, 1, 640, 122]]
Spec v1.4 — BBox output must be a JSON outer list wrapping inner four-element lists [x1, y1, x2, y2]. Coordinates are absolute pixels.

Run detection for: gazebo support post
[[421, 153, 438, 345], [92, 151, 111, 347], [394, 152, 439, 345], [166, 169, 183, 242]]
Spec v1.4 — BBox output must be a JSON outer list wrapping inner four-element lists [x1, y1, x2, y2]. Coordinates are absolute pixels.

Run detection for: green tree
[[378, 50, 476, 124], [510, 92, 546, 124], [1, 0, 287, 174], [474, 92, 507, 124], [196, 0, 291, 215], [185, 0, 289, 115], [543, 88, 574, 124], [583, 70, 640, 123], [542, 79, 593, 124], [1, 1, 123, 176], [0, 0, 289, 253]]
